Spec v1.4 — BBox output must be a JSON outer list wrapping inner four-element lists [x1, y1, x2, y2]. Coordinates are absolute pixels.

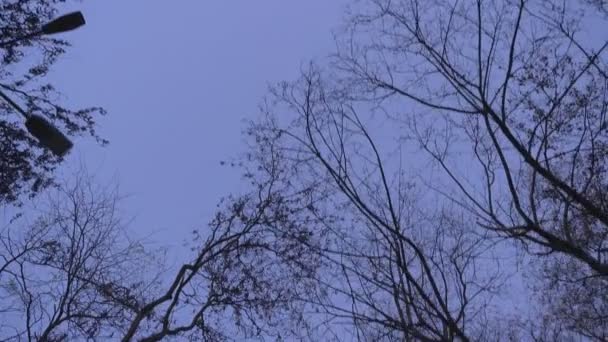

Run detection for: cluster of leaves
[[0, 0, 106, 206]]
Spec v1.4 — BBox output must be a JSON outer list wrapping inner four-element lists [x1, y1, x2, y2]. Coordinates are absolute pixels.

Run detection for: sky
[[41, 1, 530, 313], [6, 1, 603, 337], [34, 0, 558, 316], [48, 1, 347, 257]]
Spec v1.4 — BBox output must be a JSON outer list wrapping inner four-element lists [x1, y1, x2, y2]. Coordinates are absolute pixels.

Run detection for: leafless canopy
[[245, 0, 608, 340]]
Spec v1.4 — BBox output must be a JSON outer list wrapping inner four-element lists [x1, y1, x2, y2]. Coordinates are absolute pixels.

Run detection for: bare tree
[[244, 0, 608, 340], [243, 68, 506, 341], [0, 169, 159, 341], [239, 0, 608, 340], [119, 161, 321, 341], [1, 162, 322, 341]]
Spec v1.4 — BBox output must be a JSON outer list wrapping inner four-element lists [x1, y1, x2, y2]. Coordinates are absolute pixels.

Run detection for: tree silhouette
[[247, 0, 608, 339]]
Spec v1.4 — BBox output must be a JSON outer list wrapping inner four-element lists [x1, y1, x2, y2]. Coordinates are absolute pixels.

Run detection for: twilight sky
[[49, 1, 346, 256]]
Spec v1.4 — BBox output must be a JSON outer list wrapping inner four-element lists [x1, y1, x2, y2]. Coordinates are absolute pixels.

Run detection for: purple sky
[[49, 1, 346, 254]]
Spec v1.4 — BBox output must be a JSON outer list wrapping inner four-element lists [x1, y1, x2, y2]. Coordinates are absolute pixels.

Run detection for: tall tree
[[0, 0, 105, 206], [0, 168, 159, 341], [0, 165, 320, 341], [246, 0, 608, 340], [120, 159, 320, 341], [246, 66, 504, 342]]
